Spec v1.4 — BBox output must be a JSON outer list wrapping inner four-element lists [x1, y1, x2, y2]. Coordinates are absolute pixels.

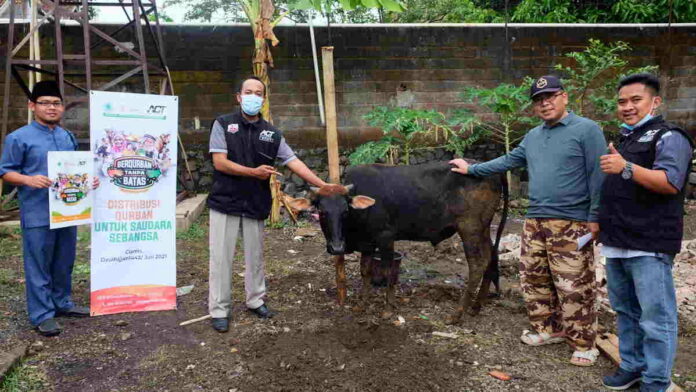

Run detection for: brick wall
[[1, 23, 694, 149]]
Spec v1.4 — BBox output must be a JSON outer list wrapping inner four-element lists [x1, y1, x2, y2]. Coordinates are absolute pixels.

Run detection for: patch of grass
[[0, 229, 22, 260], [176, 222, 205, 241], [265, 219, 292, 230], [77, 227, 90, 243], [0, 361, 48, 392], [73, 261, 90, 277]]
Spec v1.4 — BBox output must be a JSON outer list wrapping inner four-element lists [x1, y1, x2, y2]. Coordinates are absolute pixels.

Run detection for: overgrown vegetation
[[171, 0, 695, 24], [349, 107, 486, 165], [395, 0, 695, 23]]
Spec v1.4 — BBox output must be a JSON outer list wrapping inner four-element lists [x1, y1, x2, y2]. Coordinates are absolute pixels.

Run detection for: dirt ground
[[1, 207, 695, 392]]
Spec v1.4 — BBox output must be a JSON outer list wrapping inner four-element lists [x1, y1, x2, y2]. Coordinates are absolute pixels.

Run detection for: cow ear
[[350, 195, 375, 210], [287, 197, 312, 211]]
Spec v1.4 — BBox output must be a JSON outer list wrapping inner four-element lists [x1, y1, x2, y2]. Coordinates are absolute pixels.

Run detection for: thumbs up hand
[[600, 142, 627, 174]]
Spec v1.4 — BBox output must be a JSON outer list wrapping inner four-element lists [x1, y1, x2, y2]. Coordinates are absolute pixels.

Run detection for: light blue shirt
[[0, 121, 77, 228]]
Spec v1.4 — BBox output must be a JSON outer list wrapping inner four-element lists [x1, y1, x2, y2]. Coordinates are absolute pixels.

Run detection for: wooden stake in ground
[[179, 314, 211, 326], [269, 174, 281, 224], [322, 47, 340, 185]]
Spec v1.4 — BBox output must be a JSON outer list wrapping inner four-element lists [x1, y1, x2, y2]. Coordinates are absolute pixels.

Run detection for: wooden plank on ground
[[596, 333, 621, 365], [0, 342, 28, 382]]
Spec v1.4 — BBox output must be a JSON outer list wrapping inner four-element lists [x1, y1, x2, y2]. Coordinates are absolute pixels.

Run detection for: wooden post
[[321, 47, 340, 184], [0, 0, 16, 198], [334, 255, 346, 305], [269, 174, 281, 225]]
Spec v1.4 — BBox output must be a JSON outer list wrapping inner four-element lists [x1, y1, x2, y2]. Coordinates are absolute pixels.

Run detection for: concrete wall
[[0, 23, 694, 150]]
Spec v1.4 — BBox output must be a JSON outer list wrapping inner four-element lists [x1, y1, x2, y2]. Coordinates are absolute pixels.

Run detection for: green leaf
[[360, 0, 380, 8], [377, 0, 405, 12], [338, 0, 356, 10]]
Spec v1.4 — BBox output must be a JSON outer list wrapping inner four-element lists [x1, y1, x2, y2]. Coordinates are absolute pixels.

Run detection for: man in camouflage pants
[[451, 75, 606, 366]]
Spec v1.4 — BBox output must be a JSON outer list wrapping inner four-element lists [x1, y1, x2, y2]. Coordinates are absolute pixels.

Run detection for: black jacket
[[207, 111, 282, 220], [598, 116, 694, 254]]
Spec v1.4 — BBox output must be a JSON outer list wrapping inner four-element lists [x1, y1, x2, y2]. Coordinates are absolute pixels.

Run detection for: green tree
[[553, 39, 658, 132], [388, 0, 501, 23], [348, 106, 486, 165]]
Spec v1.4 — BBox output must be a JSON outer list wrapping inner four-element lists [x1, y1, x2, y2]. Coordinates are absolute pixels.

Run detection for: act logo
[[146, 105, 167, 115], [259, 130, 274, 143]]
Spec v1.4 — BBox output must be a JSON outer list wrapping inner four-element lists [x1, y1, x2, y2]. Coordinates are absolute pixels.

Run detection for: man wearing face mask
[[206, 76, 327, 332], [598, 74, 693, 392], [450, 75, 607, 366]]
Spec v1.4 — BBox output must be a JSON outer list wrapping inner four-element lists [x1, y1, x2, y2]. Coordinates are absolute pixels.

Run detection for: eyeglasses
[[35, 101, 63, 108], [532, 92, 563, 105]]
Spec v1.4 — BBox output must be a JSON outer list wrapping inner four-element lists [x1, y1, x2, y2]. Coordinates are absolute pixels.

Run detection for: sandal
[[570, 348, 599, 367], [520, 329, 566, 346]]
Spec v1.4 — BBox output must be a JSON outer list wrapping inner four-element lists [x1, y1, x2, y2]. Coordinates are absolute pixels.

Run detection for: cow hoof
[[467, 307, 481, 317], [445, 313, 462, 325]]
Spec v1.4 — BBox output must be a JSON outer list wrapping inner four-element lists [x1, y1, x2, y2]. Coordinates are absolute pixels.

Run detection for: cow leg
[[450, 227, 492, 323], [334, 255, 347, 305], [359, 252, 374, 304], [377, 245, 398, 310]]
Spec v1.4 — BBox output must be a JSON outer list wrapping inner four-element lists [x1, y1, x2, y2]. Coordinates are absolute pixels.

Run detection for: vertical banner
[[90, 91, 178, 316], [48, 151, 94, 229]]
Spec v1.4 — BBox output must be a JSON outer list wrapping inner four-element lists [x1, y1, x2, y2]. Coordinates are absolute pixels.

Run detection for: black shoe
[[56, 305, 90, 318], [603, 368, 642, 390], [248, 304, 274, 319], [36, 318, 62, 337], [211, 317, 229, 333]]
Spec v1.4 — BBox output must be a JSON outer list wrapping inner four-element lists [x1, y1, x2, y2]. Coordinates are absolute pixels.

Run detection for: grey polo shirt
[[209, 120, 297, 165]]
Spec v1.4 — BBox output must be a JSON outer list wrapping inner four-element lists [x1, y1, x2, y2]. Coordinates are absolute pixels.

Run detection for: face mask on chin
[[622, 99, 656, 131], [240, 94, 264, 116]]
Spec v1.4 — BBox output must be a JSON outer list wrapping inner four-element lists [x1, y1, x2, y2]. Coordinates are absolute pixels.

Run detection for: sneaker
[[602, 368, 642, 390], [640, 381, 676, 392], [36, 318, 62, 337]]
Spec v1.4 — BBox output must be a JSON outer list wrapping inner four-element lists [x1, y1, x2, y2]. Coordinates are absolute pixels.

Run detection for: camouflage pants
[[520, 218, 597, 350]]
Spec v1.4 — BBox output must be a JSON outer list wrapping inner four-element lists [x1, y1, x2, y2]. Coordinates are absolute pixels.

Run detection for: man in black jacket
[[598, 73, 693, 392], [207, 77, 326, 332]]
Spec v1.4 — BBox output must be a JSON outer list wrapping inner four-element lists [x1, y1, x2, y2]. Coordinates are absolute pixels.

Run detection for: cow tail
[[483, 173, 509, 294]]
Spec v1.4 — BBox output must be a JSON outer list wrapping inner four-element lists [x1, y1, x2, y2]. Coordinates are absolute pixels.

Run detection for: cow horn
[[310, 186, 320, 194], [344, 184, 354, 192]]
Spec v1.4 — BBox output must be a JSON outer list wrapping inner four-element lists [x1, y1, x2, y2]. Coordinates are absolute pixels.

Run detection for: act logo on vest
[[259, 130, 275, 143], [638, 129, 661, 143], [227, 124, 239, 134]]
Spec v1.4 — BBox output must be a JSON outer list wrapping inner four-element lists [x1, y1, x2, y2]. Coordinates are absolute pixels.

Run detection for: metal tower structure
[[1, 0, 173, 148]]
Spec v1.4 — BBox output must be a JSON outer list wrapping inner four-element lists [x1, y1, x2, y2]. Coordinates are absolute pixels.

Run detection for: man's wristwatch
[[621, 161, 634, 180]]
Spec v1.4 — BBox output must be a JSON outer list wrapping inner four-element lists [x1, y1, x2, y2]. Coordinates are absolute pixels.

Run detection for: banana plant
[[238, 0, 289, 123]]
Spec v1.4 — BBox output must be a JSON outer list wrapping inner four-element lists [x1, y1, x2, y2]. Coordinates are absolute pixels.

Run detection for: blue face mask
[[621, 100, 656, 131], [240, 94, 264, 116]]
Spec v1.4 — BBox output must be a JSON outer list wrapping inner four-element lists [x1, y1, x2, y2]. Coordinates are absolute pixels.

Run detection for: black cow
[[290, 161, 508, 322]]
